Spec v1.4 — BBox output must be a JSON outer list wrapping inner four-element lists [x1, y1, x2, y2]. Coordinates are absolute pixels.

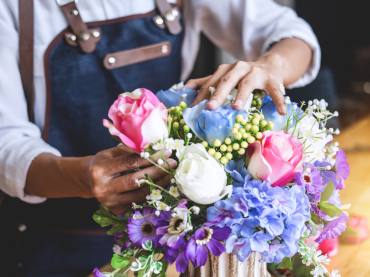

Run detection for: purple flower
[[162, 237, 189, 273], [187, 225, 231, 267], [294, 163, 323, 189], [156, 199, 189, 248], [114, 231, 124, 247], [92, 268, 106, 277], [127, 208, 159, 248], [335, 149, 350, 180], [315, 213, 349, 244]]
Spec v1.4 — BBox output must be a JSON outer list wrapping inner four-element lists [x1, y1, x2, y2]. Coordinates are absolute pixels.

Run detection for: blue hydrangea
[[260, 94, 302, 131], [208, 163, 311, 263], [183, 100, 248, 146], [156, 86, 198, 108]]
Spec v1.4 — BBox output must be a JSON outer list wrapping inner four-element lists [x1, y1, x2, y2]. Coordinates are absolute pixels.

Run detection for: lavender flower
[[92, 268, 106, 277], [186, 225, 231, 267], [156, 199, 189, 248], [161, 237, 189, 273], [127, 208, 159, 248], [335, 149, 350, 180], [294, 163, 323, 190], [315, 213, 349, 244]]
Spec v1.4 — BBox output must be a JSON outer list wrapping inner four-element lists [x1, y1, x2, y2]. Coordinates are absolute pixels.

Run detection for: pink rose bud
[[103, 88, 168, 153], [339, 215, 369, 244], [247, 130, 304, 187]]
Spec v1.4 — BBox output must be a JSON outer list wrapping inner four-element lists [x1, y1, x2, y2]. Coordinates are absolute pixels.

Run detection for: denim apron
[[0, 1, 183, 276]]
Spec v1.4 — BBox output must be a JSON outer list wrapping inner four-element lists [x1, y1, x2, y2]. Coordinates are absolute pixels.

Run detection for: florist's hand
[[186, 54, 286, 115], [88, 145, 176, 215]]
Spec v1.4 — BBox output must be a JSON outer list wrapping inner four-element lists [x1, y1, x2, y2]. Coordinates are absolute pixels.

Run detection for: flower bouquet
[[93, 83, 350, 277]]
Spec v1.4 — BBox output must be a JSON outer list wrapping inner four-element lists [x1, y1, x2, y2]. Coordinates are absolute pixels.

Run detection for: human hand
[[186, 54, 287, 115], [88, 145, 176, 215]]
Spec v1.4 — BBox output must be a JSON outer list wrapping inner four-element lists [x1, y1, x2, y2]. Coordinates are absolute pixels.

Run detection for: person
[[0, 0, 320, 276]]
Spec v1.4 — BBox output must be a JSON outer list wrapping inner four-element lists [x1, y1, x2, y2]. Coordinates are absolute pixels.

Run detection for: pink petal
[[102, 119, 140, 153], [247, 142, 272, 181], [140, 88, 161, 106], [262, 148, 294, 185]]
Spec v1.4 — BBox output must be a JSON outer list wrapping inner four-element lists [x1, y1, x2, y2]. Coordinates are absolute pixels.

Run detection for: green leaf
[[111, 254, 131, 270], [115, 274, 125, 277], [320, 182, 334, 203], [277, 257, 293, 270], [152, 257, 169, 277], [118, 233, 130, 246], [310, 211, 322, 225], [319, 201, 343, 218], [134, 269, 146, 277], [93, 205, 128, 236]]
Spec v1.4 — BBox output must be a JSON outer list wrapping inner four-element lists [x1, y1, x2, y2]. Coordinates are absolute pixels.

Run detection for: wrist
[[56, 155, 94, 198]]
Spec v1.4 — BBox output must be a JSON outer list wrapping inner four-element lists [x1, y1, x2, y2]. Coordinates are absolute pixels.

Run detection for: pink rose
[[103, 88, 168, 153], [247, 130, 304, 187]]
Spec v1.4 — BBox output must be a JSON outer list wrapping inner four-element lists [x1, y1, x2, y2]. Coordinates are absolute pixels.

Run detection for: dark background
[[188, 0, 370, 128]]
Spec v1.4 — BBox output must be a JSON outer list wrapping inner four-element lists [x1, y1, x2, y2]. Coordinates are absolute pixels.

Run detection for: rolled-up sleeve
[[0, 2, 61, 203], [191, 0, 321, 88]]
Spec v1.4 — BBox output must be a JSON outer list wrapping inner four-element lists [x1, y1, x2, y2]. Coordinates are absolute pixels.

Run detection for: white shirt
[[0, 0, 320, 203]]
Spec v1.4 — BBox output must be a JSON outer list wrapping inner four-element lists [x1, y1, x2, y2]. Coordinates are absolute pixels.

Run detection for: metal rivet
[[78, 31, 90, 41], [108, 57, 116, 65], [70, 9, 79, 16], [68, 34, 77, 42], [172, 9, 179, 17], [155, 17, 164, 25], [165, 11, 176, 22], [161, 45, 168, 53], [18, 224, 27, 232], [92, 30, 100, 38]]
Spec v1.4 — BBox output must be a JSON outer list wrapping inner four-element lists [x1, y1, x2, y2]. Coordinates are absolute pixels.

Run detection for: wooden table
[[88, 115, 370, 277], [325, 115, 370, 277]]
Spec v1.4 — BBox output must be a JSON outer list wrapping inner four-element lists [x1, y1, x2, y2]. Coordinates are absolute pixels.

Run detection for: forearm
[[259, 38, 312, 86], [25, 153, 93, 199]]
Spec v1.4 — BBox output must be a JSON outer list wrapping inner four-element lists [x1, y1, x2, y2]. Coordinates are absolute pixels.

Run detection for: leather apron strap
[[0, 0, 35, 206], [19, 0, 35, 123]]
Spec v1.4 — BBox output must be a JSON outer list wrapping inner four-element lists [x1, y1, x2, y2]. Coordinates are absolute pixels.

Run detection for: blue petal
[[260, 94, 301, 131], [183, 100, 208, 140], [156, 87, 198, 108]]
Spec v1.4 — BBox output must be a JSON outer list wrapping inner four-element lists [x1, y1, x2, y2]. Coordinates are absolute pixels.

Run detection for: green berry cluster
[[251, 89, 266, 110], [204, 112, 274, 165], [167, 102, 192, 141]]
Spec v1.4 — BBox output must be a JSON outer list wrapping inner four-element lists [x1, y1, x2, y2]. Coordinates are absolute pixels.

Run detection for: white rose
[[174, 144, 232, 205]]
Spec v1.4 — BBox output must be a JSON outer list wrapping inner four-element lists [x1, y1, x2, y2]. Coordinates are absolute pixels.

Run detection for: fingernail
[[234, 100, 243, 107], [168, 159, 177, 168], [279, 105, 287, 115], [208, 100, 218, 108]]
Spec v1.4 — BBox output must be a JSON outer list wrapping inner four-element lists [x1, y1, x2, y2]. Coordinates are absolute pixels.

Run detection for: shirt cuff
[[0, 138, 61, 204], [261, 26, 321, 89]]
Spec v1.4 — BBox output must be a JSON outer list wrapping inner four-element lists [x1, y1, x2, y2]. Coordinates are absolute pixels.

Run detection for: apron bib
[[0, 1, 183, 276]]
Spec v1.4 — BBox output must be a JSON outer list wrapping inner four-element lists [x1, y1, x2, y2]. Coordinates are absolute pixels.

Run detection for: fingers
[[108, 173, 173, 215], [191, 64, 233, 107], [265, 81, 286, 115], [208, 64, 249, 110], [185, 75, 211, 90], [104, 158, 177, 194], [232, 69, 262, 111]]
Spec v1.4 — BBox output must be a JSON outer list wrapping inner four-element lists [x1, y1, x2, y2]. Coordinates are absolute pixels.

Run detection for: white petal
[[141, 105, 168, 145]]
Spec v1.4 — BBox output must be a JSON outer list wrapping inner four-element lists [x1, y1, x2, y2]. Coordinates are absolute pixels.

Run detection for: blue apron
[[0, 2, 183, 276]]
